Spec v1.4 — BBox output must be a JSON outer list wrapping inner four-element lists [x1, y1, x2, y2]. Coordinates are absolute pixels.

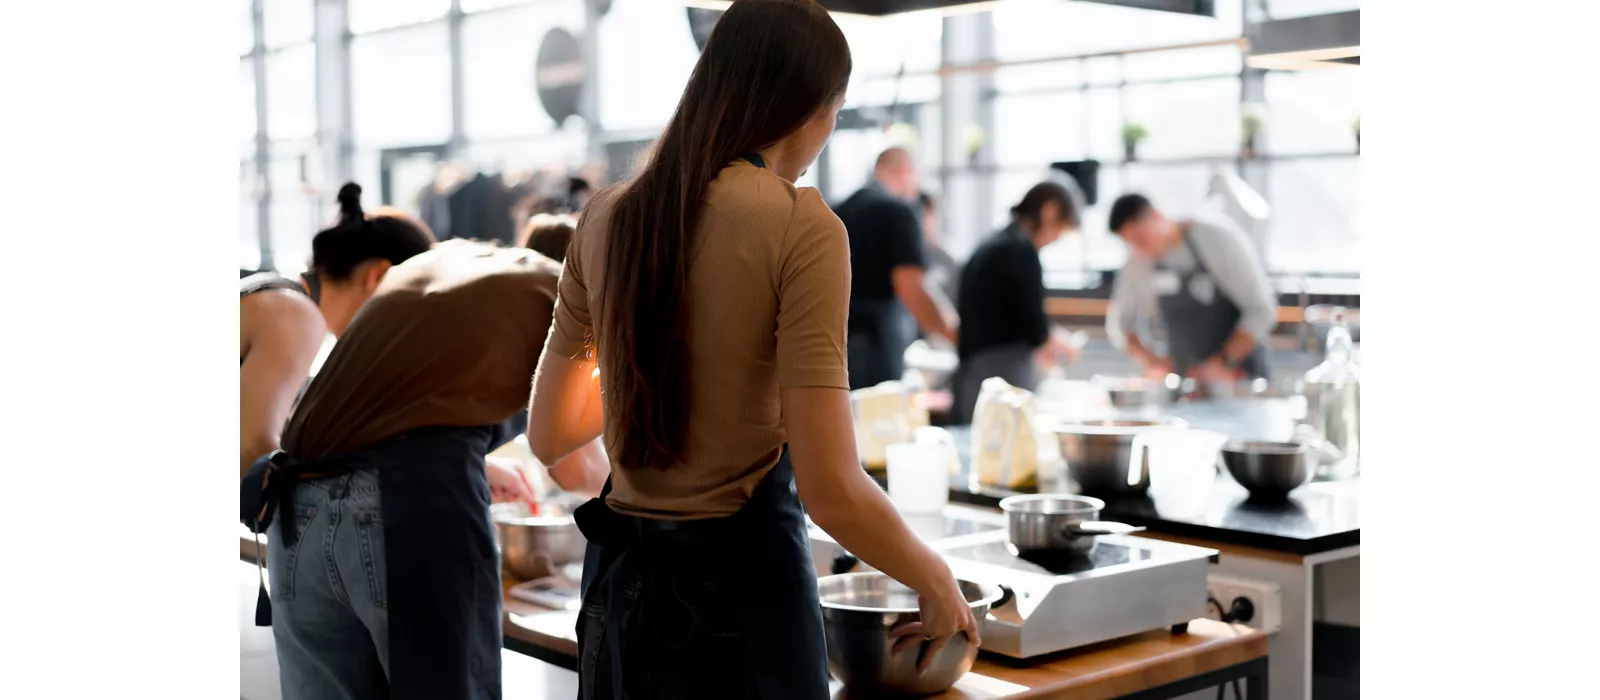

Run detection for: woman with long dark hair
[[526, 1, 977, 697]]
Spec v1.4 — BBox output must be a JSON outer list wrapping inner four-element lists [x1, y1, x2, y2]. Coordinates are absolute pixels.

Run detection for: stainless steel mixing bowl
[[1052, 417, 1188, 495], [1219, 440, 1314, 501], [818, 572, 1006, 695], [490, 502, 586, 581], [1092, 374, 1180, 409]]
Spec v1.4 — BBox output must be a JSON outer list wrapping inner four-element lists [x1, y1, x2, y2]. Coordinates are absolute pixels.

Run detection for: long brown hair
[[599, 0, 851, 471]]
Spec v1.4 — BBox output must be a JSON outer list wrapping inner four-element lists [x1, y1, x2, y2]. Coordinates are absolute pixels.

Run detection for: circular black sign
[[687, 8, 723, 52], [534, 28, 585, 125]]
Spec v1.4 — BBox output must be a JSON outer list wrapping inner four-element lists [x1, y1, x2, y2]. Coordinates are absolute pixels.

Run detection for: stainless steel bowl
[[819, 572, 1005, 695], [1220, 440, 1314, 500], [1053, 417, 1188, 495], [1092, 375, 1179, 409], [490, 503, 586, 581], [998, 494, 1144, 556]]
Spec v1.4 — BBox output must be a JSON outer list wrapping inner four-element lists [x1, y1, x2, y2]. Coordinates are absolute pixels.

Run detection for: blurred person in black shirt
[[918, 191, 961, 306], [952, 182, 1082, 422], [834, 148, 957, 389]]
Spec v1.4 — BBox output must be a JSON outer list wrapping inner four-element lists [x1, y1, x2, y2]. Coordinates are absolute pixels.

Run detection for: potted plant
[[1122, 123, 1149, 162], [1241, 104, 1266, 159], [963, 124, 986, 169], [1352, 115, 1361, 152]]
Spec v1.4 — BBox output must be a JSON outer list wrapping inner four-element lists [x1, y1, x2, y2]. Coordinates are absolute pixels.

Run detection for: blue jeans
[[268, 469, 390, 700]]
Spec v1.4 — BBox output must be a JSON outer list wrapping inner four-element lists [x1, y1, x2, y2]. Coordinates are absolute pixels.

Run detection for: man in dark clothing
[[952, 181, 1082, 422], [834, 148, 957, 390]]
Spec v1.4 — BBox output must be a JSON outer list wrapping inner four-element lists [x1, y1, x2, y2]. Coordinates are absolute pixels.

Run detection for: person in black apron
[[243, 239, 575, 700], [836, 147, 958, 390], [526, 4, 979, 696], [951, 182, 1082, 423], [1153, 233, 1270, 379], [245, 421, 523, 700], [238, 183, 434, 477], [1107, 194, 1276, 383]]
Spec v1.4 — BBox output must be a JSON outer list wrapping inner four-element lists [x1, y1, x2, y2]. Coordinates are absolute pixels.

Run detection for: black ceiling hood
[[814, 0, 1214, 17]]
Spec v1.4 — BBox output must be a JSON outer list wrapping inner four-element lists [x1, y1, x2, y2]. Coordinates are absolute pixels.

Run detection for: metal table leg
[[1112, 656, 1270, 700]]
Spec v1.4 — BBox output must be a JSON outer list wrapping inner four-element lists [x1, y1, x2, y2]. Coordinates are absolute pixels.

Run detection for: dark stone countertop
[[941, 422, 1360, 557]]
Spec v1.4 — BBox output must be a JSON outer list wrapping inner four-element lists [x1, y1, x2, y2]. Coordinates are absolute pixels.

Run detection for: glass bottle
[[1303, 308, 1360, 480]]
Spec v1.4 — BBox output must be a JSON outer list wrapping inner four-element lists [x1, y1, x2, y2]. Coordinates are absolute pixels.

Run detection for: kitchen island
[[239, 531, 1269, 699]]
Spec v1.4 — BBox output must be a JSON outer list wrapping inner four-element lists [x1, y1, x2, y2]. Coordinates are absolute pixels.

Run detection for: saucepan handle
[[1061, 520, 1145, 537], [994, 584, 1015, 611]]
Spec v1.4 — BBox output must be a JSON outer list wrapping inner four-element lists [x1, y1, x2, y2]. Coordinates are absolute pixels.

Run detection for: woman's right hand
[[889, 572, 980, 673]]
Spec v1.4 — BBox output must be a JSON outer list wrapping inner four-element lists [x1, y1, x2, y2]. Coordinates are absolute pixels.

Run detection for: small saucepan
[[998, 494, 1144, 557]]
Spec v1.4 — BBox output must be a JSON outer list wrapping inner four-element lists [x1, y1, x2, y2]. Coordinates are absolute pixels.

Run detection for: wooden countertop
[[241, 531, 1266, 699]]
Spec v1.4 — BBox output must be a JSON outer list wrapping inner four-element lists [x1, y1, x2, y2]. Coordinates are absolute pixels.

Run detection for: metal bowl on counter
[[998, 494, 1144, 556], [1219, 440, 1315, 501], [1052, 417, 1188, 495], [1092, 374, 1181, 409], [819, 572, 1008, 696], [1180, 376, 1304, 402], [490, 502, 586, 581]]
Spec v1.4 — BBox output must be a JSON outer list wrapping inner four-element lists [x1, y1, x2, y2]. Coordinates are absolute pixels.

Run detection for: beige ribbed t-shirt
[[545, 159, 852, 519]]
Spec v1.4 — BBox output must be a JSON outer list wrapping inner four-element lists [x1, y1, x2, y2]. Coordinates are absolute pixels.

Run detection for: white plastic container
[[885, 442, 949, 514]]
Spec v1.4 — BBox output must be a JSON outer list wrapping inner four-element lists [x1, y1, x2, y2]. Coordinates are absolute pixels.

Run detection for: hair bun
[[336, 183, 365, 221]]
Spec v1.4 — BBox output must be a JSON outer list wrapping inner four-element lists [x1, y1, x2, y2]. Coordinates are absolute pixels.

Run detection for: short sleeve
[[886, 202, 926, 270], [776, 190, 852, 389], [546, 214, 595, 360]]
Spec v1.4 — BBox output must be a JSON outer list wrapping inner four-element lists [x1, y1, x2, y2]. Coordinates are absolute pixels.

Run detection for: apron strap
[[1178, 224, 1211, 274], [241, 448, 360, 627]]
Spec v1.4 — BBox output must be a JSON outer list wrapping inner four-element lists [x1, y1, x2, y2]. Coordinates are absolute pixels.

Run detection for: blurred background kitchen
[[239, 1, 1360, 698], [239, 0, 1358, 380]]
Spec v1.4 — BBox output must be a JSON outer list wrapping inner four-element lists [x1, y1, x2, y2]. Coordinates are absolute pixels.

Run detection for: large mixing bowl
[[819, 572, 1006, 695], [1053, 417, 1188, 495], [1220, 440, 1314, 501], [490, 502, 586, 581]]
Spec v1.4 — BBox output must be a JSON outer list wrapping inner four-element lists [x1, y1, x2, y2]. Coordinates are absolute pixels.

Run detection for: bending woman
[[238, 183, 432, 475], [525, 1, 976, 697]]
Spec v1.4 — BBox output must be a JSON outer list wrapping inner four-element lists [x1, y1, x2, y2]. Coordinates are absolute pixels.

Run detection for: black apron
[[951, 342, 1037, 425], [574, 448, 828, 700], [1157, 230, 1270, 380], [243, 416, 526, 700]]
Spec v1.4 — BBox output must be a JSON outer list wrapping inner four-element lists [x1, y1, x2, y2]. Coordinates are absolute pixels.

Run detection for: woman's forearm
[[784, 387, 962, 600], [807, 471, 957, 596]]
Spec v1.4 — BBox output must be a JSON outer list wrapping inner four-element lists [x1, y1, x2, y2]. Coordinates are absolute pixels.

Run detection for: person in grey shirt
[[1105, 193, 1277, 382]]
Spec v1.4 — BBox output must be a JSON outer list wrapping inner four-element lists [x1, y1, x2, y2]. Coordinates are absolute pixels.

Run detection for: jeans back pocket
[[271, 504, 318, 602]]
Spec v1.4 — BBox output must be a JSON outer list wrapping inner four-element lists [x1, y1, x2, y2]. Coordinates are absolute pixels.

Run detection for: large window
[[265, 44, 316, 142], [262, 0, 313, 49], [267, 147, 320, 275], [240, 160, 261, 271], [1264, 69, 1360, 156], [597, 0, 700, 132], [240, 58, 258, 152], [461, 1, 586, 142], [348, 0, 449, 34], [350, 22, 452, 148]]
